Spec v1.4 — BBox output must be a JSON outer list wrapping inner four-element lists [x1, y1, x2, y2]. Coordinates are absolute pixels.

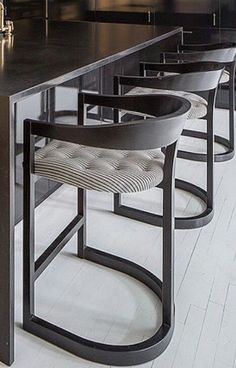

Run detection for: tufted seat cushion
[[126, 87, 207, 119], [34, 140, 165, 193]]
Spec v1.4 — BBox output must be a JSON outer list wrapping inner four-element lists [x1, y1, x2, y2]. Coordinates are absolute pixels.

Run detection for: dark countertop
[[0, 19, 181, 100]]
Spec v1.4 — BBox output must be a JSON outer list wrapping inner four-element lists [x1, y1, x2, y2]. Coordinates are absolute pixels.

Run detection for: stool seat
[[127, 87, 207, 119], [35, 140, 164, 193]]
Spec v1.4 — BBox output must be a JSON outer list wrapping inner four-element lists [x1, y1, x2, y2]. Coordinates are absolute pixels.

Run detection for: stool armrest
[[117, 74, 188, 91], [162, 49, 236, 64], [116, 66, 223, 92], [139, 61, 223, 74], [179, 42, 236, 51], [161, 51, 208, 62], [80, 92, 173, 118], [24, 104, 189, 152]]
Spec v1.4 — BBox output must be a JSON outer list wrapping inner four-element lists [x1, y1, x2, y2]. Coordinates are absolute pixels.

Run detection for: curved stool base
[[114, 179, 213, 230], [54, 109, 78, 118], [38, 110, 77, 122], [23, 246, 174, 366], [179, 129, 234, 163], [175, 179, 213, 229]]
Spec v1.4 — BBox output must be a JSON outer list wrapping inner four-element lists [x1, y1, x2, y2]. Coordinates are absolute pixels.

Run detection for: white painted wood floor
[[7, 108, 236, 368]]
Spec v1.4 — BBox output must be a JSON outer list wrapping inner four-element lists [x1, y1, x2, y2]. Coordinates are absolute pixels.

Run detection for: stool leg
[[47, 88, 56, 123], [77, 189, 86, 258], [39, 91, 46, 120], [113, 77, 123, 217], [206, 90, 215, 212], [162, 142, 176, 326], [229, 63, 235, 153], [77, 93, 86, 259], [23, 126, 35, 327]]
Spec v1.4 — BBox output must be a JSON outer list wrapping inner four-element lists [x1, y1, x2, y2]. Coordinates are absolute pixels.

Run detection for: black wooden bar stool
[[113, 63, 224, 229], [23, 93, 190, 366], [162, 43, 236, 162]]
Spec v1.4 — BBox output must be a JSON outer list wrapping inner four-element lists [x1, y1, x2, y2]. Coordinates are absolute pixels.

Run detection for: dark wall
[[4, 0, 236, 29], [47, 0, 236, 29], [221, 0, 236, 28], [5, 0, 46, 19], [47, 0, 219, 26], [48, 0, 96, 21]]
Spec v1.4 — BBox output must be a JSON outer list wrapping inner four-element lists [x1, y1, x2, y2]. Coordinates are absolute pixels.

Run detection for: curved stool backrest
[[115, 62, 224, 95], [29, 93, 191, 152], [163, 49, 236, 64], [178, 42, 236, 63], [180, 42, 236, 51]]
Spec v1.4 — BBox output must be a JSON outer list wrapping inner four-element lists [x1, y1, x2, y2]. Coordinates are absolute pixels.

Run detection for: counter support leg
[[0, 96, 15, 366]]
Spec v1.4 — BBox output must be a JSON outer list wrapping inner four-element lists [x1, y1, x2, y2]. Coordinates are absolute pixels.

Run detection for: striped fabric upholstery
[[34, 141, 164, 193], [126, 88, 207, 119]]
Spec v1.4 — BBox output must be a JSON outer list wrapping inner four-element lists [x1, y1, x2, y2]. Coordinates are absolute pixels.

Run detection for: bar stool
[[23, 93, 190, 366], [162, 42, 236, 162], [113, 63, 224, 229]]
